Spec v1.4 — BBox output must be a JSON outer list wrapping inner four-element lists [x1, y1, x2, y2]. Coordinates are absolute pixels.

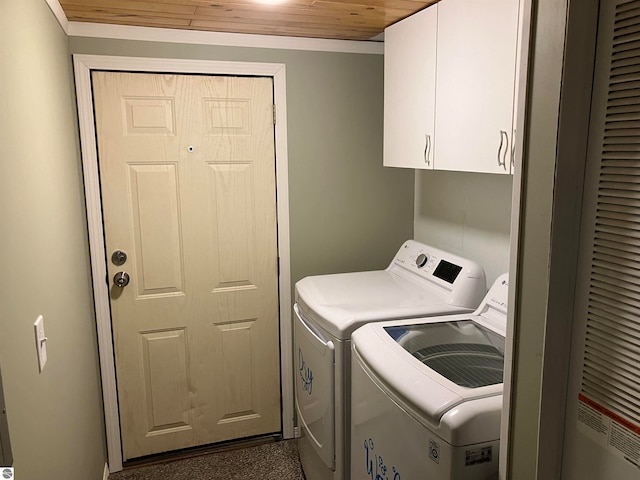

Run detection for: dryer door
[[294, 304, 335, 469]]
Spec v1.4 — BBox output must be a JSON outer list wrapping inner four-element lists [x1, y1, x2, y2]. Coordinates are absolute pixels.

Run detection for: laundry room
[[3, 1, 636, 480]]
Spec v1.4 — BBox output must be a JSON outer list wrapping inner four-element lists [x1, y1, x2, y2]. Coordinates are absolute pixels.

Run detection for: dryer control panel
[[391, 240, 471, 283], [389, 240, 487, 308], [392, 241, 438, 276]]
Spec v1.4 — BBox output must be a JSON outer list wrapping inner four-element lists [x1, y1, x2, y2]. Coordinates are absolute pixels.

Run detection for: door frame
[[73, 54, 293, 473]]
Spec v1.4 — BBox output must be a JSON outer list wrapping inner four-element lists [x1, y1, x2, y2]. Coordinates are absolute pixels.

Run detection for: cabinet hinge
[[273, 104, 277, 125], [277, 256, 280, 276]]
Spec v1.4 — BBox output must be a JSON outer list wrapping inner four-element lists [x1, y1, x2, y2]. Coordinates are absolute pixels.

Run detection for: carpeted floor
[[109, 440, 305, 480]]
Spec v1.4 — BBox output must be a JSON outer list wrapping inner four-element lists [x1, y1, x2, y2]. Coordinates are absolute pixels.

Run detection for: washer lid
[[352, 313, 505, 428], [385, 320, 505, 389], [295, 270, 471, 339]]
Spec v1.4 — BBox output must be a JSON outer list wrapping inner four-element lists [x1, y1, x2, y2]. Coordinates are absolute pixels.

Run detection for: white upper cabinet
[[383, 0, 521, 174], [434, 0, 520, 174], [383, 6, 437, 169]]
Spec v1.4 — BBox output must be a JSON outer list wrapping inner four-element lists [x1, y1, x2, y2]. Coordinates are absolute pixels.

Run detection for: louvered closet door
[[562, 1, 640, 478]]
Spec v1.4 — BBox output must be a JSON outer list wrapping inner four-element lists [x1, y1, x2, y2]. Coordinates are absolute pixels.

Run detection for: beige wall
[[0, 0, 107, 479], [68, 37, 416, 288], [414, 171, 512, 286]]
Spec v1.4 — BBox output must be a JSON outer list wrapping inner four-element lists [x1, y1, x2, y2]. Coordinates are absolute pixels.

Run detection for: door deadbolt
[[112, 250, 128, 266], [114, 272, 130, 288]]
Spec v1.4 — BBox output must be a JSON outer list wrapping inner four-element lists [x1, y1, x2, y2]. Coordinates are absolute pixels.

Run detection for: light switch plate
[[34, 315, 47, 373]]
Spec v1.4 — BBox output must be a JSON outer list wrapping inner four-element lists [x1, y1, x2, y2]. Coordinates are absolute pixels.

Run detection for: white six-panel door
[[92, 72, 281, 460]]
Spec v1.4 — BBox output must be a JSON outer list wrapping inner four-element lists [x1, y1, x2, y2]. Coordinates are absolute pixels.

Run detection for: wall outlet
[[34, 315, 47, 373]]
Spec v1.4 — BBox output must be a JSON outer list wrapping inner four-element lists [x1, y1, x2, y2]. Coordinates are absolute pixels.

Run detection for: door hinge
[[277, 256, 280, 276], [273, 104, 277, 125]]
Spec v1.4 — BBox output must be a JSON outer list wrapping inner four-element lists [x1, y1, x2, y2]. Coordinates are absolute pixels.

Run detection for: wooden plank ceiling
[[59, 0, 436, 41]]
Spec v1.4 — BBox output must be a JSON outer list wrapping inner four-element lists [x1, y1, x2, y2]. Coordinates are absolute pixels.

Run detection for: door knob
[[113, 272, 130, 288]]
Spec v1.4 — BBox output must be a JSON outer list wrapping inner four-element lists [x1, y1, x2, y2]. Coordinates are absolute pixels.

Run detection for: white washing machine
[[293, 240, 487, 480], [350, 273, 509, 480]]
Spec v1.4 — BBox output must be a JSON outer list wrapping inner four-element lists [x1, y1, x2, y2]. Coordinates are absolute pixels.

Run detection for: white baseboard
[[103, 462, 109, 480]]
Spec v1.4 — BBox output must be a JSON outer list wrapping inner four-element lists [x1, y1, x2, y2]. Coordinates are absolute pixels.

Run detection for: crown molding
[[42, 0, 384, 54], [67, 21, 384, 55], [44, 0, 69, 33]]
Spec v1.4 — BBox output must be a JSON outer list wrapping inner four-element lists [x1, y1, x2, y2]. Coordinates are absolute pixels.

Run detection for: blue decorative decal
[[364, 438, 401, 480], [298, 348, 313, 395]]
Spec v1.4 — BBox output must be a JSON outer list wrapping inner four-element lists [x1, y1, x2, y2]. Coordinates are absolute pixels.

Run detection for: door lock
[[111, 250, 128, 266], [113, 272, 130, 288]]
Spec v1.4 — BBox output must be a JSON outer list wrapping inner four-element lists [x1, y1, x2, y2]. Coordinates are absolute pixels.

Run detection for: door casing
[[0, 364, 12, 466], [73, 54, 293, 473]]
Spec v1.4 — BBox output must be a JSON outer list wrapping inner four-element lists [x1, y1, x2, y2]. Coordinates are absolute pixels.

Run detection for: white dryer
[[350, 274, 509, 480], [294, 240, 487, 480]]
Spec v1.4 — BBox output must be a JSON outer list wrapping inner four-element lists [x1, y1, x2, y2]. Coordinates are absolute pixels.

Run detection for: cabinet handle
[[511, 129, 516, 169], [498, 130, 508, 170], [424, 134, 431, 166]]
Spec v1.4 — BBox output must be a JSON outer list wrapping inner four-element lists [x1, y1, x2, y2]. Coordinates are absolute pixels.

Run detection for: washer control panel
[[485, 274, 509, 313]]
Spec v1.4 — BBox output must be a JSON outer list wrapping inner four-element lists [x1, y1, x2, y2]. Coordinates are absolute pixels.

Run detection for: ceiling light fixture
[[253, 0, 288, 5]]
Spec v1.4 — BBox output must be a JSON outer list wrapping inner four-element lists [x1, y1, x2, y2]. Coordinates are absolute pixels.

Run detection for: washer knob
[[416, 253, 428, 268]]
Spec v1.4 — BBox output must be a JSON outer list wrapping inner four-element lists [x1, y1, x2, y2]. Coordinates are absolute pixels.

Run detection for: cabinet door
[[434, 0, 519, 174], [383, 6, 437, 169]]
